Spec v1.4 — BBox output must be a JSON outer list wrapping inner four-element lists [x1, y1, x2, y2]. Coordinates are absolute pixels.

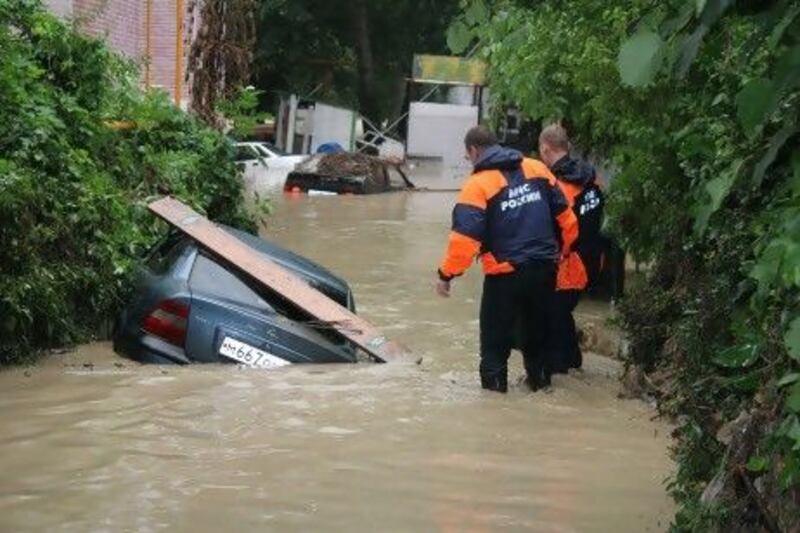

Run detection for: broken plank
[[147, 197, 417, 364]]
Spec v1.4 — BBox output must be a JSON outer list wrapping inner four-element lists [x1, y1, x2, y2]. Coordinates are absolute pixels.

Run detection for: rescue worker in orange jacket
[[435, 126, 578, 392], [538, 124, 605, 373]]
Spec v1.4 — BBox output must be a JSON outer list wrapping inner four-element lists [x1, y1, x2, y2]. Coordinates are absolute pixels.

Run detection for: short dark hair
[[464, 125, 497, 149]]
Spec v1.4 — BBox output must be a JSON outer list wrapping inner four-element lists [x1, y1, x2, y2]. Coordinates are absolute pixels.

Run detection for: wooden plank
[[148, 197, 417, 364]]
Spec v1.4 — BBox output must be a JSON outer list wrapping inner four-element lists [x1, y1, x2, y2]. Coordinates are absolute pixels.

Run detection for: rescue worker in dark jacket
[[538, 124, 605, 372], [435, 126, 578, 392]]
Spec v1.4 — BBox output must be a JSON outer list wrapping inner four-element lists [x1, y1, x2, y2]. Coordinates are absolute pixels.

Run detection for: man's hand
[[435, 278, 451, 298]]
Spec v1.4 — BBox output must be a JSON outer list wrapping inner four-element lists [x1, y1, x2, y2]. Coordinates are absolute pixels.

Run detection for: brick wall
[[45, 0, 73, 17], [46, 0, 199, 108], [148, 1, 181, 103], [74, 0, 142, 58]]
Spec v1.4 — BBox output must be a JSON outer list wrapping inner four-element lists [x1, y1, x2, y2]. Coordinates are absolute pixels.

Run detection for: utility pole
[[174, 0, 184, 107], [144, 0, 152, 88]]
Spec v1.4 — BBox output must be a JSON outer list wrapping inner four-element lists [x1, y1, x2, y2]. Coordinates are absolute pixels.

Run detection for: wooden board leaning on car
[[147, 197, 418, 364]]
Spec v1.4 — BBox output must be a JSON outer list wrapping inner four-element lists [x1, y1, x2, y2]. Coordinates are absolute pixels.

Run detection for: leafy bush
[[216, 86, 272, 140], [450, 0, 799, 529], [0, 0, 256, 364]]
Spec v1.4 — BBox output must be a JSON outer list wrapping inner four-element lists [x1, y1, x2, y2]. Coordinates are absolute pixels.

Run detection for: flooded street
[[0, 192, 674, 532]]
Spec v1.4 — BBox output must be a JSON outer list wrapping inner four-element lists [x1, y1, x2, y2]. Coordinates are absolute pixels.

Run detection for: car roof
[[235, 142, 274, 148], [219, 225, 351, 302]]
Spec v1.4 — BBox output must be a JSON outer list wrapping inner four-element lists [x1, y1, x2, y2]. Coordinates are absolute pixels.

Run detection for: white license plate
[[219, 337, 291, 369]]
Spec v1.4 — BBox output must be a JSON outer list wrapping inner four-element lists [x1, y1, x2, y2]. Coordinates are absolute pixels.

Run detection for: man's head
[[464, 125, 498, 164], [538, 124, 570, 167]]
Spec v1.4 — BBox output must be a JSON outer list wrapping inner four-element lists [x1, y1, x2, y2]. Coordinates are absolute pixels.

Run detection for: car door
[[235, 144, 268, 184], [252, 143, 295, 189]]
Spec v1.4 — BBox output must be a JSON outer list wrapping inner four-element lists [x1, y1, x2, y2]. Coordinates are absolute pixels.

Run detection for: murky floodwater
[[0, 191, 674, 532]]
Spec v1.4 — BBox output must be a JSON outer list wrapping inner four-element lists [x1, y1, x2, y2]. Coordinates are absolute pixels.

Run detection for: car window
[[261, 143, 288, 156], [189, 252, 272, 311], [253, 145, 273, 159], [146, 234, 191, 275], [235, 145, 257, 161]]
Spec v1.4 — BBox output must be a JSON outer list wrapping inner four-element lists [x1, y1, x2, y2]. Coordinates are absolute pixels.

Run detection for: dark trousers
[[546, 290, 582, 373], [479, 262, 556, 392]]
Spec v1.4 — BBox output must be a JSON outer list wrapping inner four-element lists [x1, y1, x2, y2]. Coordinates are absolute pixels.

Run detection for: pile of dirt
[[296, 153, 385, 178]]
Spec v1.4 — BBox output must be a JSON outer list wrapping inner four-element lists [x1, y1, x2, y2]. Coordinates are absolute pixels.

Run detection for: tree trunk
[[352, 0, 377, 122], [187, 0, 256, 128]]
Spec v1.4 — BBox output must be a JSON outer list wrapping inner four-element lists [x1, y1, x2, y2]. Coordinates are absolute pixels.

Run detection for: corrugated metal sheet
[[311, 104, 357, 153], [407, 102, 477, 178]]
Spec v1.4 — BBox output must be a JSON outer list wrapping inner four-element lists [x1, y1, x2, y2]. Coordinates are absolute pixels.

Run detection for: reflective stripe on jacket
[[439, 146, 578, 279]]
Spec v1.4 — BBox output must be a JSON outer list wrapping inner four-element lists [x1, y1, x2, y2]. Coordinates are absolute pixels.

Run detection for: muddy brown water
[[0, 192, 674, 532]]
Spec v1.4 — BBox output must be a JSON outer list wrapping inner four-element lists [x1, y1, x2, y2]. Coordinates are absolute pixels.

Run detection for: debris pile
[[312, 152, 385, 178], [287, 152, 413, 194]]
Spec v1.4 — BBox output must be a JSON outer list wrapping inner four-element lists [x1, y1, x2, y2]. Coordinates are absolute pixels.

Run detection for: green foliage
[[746, 455, 769, 473], [453, 0, 800, 528], [447, 0, 488, 54], [712, 343, 760, 369], [0, 0, 256, 364], [736, 78, 778, 137], [786, 317, 800, 362], [618, 30, 664, 86], [446, 20, 473, 54], [216, 86, 272, 140]]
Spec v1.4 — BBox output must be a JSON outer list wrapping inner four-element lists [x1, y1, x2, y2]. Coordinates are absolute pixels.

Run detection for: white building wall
[[311, 103, 357, 153], [407, 102, 478, 179]]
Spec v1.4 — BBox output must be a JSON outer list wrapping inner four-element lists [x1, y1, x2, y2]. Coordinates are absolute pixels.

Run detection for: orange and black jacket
[[438, 146, 578, 280], [551, 155, 605, 290]]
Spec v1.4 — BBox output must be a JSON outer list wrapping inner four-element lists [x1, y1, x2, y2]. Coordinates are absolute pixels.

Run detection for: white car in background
[[235, 142, 308, 190], [235, 142, 307, 170]]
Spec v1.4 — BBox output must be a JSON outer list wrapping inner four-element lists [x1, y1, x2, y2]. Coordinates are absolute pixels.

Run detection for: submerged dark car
[[113, 227, 357, 366]]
